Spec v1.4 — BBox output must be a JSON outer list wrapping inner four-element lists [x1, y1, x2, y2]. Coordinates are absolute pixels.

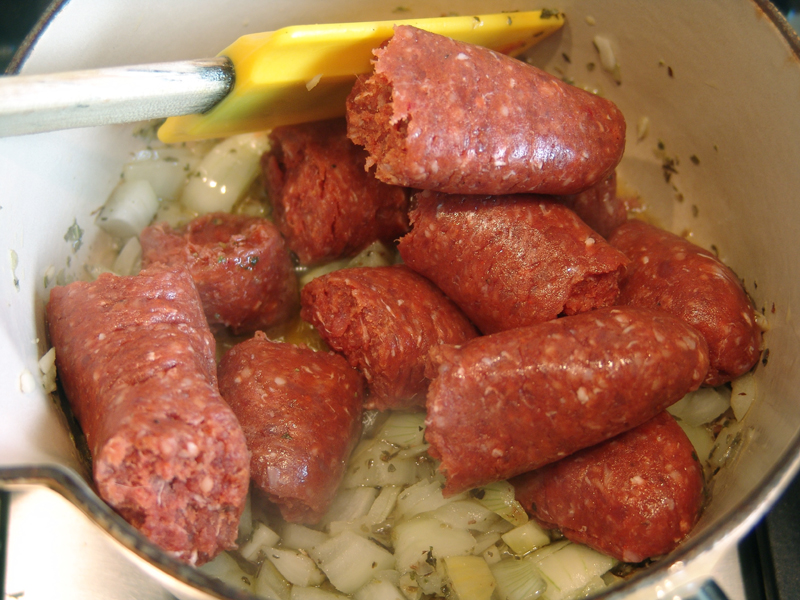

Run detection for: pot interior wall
[[1, 0, 799, 597]]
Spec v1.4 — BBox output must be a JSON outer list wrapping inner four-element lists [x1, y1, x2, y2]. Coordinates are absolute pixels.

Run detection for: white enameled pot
[[1, 1, 799, 599]]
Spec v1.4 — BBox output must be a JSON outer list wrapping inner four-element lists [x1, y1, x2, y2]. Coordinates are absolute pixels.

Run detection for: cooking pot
[[1, 1, 799, 599]]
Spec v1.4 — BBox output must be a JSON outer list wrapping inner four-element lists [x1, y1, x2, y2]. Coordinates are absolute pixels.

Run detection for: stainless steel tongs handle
[[0, 57, 233, 137]]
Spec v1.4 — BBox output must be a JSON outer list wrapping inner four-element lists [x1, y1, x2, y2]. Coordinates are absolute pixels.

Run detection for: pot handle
[[671, 579, 730, 600]]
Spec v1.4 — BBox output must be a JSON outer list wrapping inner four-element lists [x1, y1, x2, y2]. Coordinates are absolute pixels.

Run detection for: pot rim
[[5, 1, 800, 598]]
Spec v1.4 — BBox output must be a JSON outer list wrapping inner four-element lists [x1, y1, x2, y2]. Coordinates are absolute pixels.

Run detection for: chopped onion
[[430, 499, 500, 534], [353, 575, 406, 600], [181, 132, 270, 215], [111, 236, 142, 276], [280, 523, 330, 551], [676, 420, 715, 464], [96, 179, 159, 240], [444, 555, 497, 600], [490, 557, 547, 600], [731, 371, 756, 421], [667, 386, 731, 427], [392, 515, 476, 573], [239, 521, 280, 561], [342, 438, 420, 488], [266, 547, 326, 587], [256, 559, 292, 600], [529, 542, 615, 600], [472, 481, 529, 526], [290, 586, 349, 600], [198, 551, 254, 593], [123, 147, 201, 201], [318, 486, 378, 529], [501, 521, 551, 556], [309, 530, 396, 594], [378, 411, 427, 448], [396, 479, 465, 520]]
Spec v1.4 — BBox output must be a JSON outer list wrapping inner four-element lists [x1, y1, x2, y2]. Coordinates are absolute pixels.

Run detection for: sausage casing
[[47, 266, 250, 565], [425, 306, 710, 495], [512, 411, 705, 563]]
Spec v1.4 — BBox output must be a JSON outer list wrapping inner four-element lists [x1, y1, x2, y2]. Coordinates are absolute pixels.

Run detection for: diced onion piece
[[198, 551, 253, 593], [239, 521, 281, 561], [300, 258, 350, 287], [266, 547, 326, 587], [444, 555, 497, 600], [431, 500, 500, 534], [280, 523, 329, 551], [123, 147, 200, 201], [530, 542, 616, 600], [96, 179, 159, 240], [181, 132, 270, 215], [482, 544, 503, 565], [396, 479, 466, 520], [378, 411, 427, 448], [592, 35, 621, 83], [472, 481, 529, 526], [112, 236, 142, 276], [38, 348, 57, 394], [667, 387, 731, 427], [353, 572, 406, 600], [490, 557, 547, 600], [709, 417, 752, 472], [290, 586, 349, 600], [675, 420, 715, 464], [393, 515, 476, 573], [237, 493, 253, 542], [346, 240, 396, 269], [501, 521, 551, 556], [153, 198, 196, 229], [731, 372, 757, 421], [318, 486, 378, 530], [309, 530, 396, 594], [329, 485, 401, 537], [342, 438, 420, 488], [256, 559, 292, 600]]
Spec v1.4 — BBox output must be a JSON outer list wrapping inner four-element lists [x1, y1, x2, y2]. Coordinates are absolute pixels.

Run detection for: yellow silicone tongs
[[0, 11, 564, 142]]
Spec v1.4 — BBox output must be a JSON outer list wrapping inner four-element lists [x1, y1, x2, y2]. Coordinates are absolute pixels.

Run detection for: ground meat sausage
[[425, 306, 710, 496], [262, 118, 410, 266], [47, 266, 250, 565], [300, 264, 478, 410], [512, 411, 705, 563], [218, 333, 363, 524], [346, 25, 626, 196], [608, 219, 762, 386], [555, 171, 627, 239], [398, 191, 630, 334], [140, 212, 298, 334]]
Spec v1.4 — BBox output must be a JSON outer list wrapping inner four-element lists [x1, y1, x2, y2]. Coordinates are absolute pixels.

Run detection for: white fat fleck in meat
[[630, 475, 645, 486], [576, 387, 591, 404], [199, 475, 214, 493], [641, 256, 650, 265], [653, 329, 666, 344], [491, 448, 504, 458], [274, 376, 286, 386], [456, 52, 470, 61], [585, 237, 596, 247]]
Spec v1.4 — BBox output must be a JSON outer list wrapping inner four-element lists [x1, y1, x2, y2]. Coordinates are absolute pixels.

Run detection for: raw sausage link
[[47, 266, 250, 565], [262, 118, 410, 266], [425, 306, 710, 495], [218, 333, 364, 524], [608, 219, 761, 386], [556, 171, 627, 239], [140, 212, 299, 334], [398, 191, 629, 334], [346, 25, 626, 196], [512, 411, 705, 563], [300, 264, 478, 410]]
